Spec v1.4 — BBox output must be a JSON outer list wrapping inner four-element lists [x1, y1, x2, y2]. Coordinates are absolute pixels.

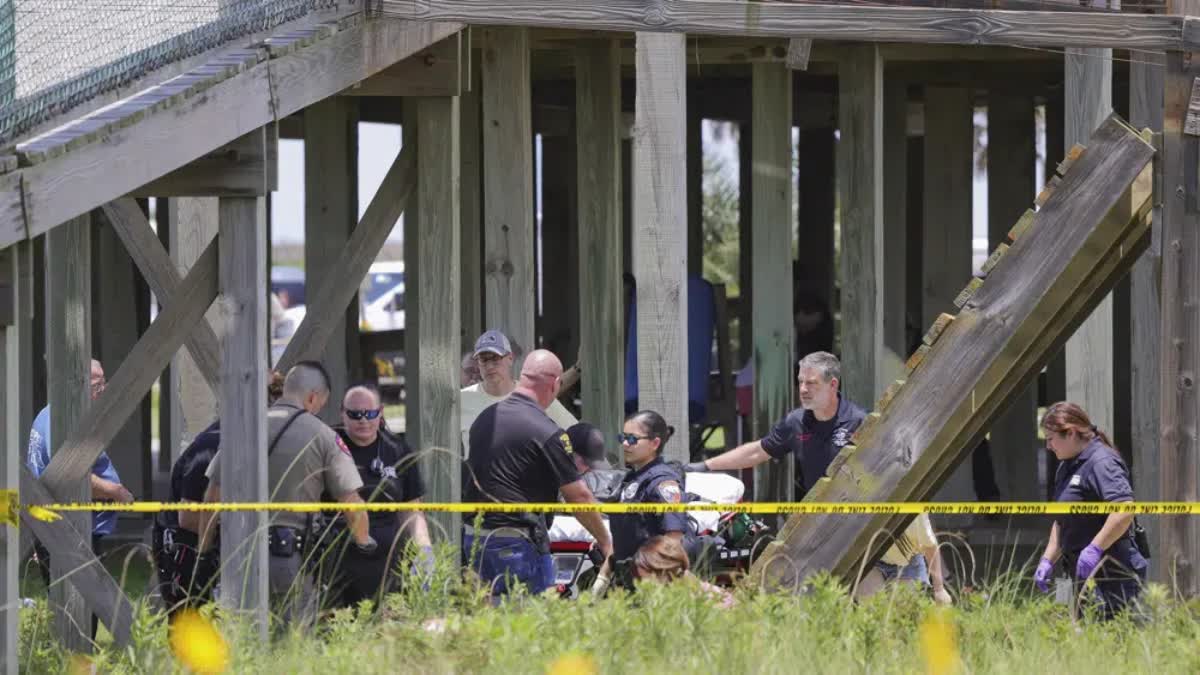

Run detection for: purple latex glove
[[1076, 543, 1104, 581], [1034, 557, 1054, 593]]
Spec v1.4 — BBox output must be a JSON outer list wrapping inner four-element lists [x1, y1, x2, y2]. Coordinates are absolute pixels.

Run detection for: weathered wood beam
[[304, 98, 359, 425], [100, 198, 221, 391], [414, 95, 462, 542], [751, 61, 795, 502], [128, 125, 278, 198], [217, 196, 269, 637], [0, 244, 21, 673], [37, 239, 218, 488], [1160, 43, 1200, 598], [786, 38, 813, 71], [576, 40, 625, 456], [341, 32, 463, 97], [384, 1, 1197, 51], [0, 18, 462, 250], [1129, 51, 1164, 582], [633, 32, 689, 462], [481, 27, 536, 361], [44, 213, 92, 651], [837, 45, 884, 405], [276, 145, 416, 372], [987, 91, 1040, 502], [751, 115, 1154, 590], [1065, 28, 1115, 432]]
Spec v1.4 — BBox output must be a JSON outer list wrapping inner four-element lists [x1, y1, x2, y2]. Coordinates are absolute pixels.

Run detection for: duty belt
[[462, 524, 534, 541]]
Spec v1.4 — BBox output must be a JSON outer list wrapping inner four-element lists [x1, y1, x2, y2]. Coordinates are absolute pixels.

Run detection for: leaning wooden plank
[[100, 198, 221, 392], [18, 466, 135, 649], [749, 114, 1154, 591], [0, 19, 462, 251], [38, 240, 218, 487], [383, 1, 1195, 50], [276, 144, 416, 371]]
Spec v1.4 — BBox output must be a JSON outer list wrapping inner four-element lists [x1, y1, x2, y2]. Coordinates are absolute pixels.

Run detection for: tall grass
[[17, 545, 1200, 675]]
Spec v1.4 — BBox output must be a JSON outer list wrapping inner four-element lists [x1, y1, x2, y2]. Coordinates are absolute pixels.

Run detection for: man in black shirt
[[464, 349, 613, 597], [155, 421, 222, 614], [687, 351, 866, 497]]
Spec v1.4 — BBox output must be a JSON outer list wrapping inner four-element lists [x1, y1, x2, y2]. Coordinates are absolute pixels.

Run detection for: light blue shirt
[[27, 405, 122, 536]]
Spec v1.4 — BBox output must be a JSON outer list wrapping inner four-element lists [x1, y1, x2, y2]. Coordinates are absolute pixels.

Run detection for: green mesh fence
[[0, 0, 339, 147]]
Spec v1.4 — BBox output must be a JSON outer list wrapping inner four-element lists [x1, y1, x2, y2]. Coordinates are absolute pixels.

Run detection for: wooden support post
[[1130, 51, 1165, 580], [988, 92, 1040, 501], [0, 243, 22, 675], [305, 99, 360, 422], [633, 32, 689, 462], [1065, 35, 1114, 431], [837, 45, 884, 406], [481, 27, 535, 360], [217, 197, 268, 637], [1160, 42, 1200, 598], [92, 210, 149, 499], [45, 213, 93, 652], [576, 40, 625, 453], [166, 198, 220, 465], [922, 86, 974, 505], [461, 50, 484, 352], [751, 61, 795, 502], [414, 95, 462, 542], [882, 78, 909, 387]]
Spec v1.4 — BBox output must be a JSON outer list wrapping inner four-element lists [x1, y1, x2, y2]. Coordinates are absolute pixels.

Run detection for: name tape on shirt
[[6, 494, 1200, 525]]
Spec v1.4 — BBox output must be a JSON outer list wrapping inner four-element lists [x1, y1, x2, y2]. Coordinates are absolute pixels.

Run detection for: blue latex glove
[[1034, 557, 1054, 593], [1076, 543, 1104, 581]]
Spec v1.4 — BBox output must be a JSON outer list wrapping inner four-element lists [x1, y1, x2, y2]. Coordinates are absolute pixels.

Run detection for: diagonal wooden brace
[[19, 466, 135, 648], [100, 198, 221, 392], [276, 143, 416, 371]]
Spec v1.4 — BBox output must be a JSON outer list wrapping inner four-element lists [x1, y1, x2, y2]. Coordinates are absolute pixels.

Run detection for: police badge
[[621, 482, 639, 501]]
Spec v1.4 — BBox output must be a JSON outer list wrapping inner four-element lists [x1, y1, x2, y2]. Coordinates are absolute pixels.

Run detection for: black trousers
[[36, 535, 103, 639]]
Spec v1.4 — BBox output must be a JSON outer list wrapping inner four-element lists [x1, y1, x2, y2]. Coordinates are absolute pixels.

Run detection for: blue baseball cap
[[473, 329, 512, 358]]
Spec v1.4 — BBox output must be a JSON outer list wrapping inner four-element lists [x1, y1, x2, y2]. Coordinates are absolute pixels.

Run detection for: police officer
[[464, 349, 613, 597], [1034, 401, 1148, 619], [155, 372, 284, 614], [322, 384, 434, 608], [608, 411, 691, 584], [686, 351, 866, 497], [200, 361, 376, 625]]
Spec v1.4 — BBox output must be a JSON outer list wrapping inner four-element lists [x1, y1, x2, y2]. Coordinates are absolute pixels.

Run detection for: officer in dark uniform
[[610, 410, 691, 579], [687, 351, 865, 497], [154, 372, 284, 614], [321, 384, 433, 608], [1034, 401, 1148, 619], [464, 349, 613, 597]]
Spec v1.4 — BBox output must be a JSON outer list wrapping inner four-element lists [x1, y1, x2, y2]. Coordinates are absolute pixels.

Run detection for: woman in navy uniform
[[1034, 402, 1148, 619], [609, 410, 691, 584], [324, 384, 434, 609]]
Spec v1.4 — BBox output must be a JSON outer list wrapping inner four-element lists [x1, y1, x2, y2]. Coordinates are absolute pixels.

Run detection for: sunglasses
[[617, 432, 654, 446], [344, 408, 382, 421]]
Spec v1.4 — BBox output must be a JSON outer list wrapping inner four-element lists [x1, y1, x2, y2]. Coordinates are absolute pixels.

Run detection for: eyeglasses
[[475, 352, 507, 364], [344, 408, 382, 421], [617, 432, 653, 446]]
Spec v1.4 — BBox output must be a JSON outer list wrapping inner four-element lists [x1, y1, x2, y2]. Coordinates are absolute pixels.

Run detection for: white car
[[360, 262, 405, 332]]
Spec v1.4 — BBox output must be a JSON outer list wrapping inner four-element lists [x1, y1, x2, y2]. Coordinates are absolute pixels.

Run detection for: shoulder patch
[[335, 434, 352, 456], [560, 432, 574, 454], [657, 482, 682, 504]]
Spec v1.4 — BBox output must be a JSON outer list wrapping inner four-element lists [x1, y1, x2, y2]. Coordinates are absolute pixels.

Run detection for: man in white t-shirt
[[460, 329, 578, 457]]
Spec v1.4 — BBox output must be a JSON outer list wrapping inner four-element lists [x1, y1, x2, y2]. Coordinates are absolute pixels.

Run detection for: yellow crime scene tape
[[3, 492, 1200, 526]]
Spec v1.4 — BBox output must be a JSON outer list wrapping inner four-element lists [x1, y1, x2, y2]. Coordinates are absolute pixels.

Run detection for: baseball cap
[[567, 422, 612, 470], [473, 329, 512, 358]]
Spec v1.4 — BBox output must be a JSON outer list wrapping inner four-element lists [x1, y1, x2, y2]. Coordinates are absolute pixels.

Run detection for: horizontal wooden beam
[[0, 17, 461, 250], [129, 125, 277, 197], [341, 32, 463, 96], [386, 1, 1196, 50], [276, 143, 416, 371], [19, 466, 134, 648], [100, 197, 221, 392], [39, 238, 218, 486]]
